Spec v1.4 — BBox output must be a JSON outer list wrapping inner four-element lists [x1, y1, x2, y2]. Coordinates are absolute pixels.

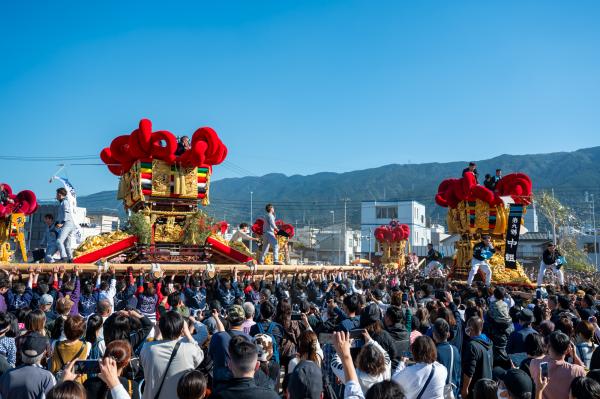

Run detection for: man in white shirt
[[230, 223, 258, 244]]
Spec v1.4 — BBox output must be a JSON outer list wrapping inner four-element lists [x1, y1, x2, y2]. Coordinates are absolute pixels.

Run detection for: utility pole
[[592, 194, 598, 269], [368, 228, 372, 264], [341, 198, 350, 265]]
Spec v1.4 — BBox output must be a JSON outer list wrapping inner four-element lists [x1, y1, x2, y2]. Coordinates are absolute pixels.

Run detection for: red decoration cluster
[[252, 218, 295, 238], [100, 118, 228, 176], [374, 223, 410, 243], [435, 172, 532, 208], [0, 183, 38, 217], [213, 221, 229, 235], [276, 220, 295, 238]]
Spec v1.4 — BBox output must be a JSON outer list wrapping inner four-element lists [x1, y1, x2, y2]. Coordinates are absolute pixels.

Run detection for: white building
[[294, 225, 361, 265], [429, 224, 450, 246], [360, 200, 431, 254], [81, 212, 121, 240]]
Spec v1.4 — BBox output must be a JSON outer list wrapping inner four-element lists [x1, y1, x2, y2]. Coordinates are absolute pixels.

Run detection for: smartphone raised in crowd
[[74, 360, 101, 375], [540, 362, 549, 378], [291, 313, 303, 321], [402, 293, 409, 302], [349, 329, 366, 339]]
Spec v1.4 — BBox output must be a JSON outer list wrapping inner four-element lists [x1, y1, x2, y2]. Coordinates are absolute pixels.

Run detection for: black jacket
[[426, 249, 441, 263], [462, 336, 493, 395], [386, 323, 410, 342], [386, 323, 411, 360], [484, 316, 513, 367], [372, 329, 400, 369], [473, 242, 495, 261], [542, 249, 562, 265], [208, 377, 280, 399]]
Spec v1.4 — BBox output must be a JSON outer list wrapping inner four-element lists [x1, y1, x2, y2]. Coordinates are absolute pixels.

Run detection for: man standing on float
[[55, 187, 76, 262], [260, 204, 282, 265], [537, 242, 564, 287], [467, 235, 495, 287]]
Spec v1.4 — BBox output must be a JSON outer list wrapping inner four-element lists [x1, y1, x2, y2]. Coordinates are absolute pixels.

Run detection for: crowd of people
[[1, 263, 600, 399]]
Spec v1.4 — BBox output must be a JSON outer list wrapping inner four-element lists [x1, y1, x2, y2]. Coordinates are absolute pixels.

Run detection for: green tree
[[536, 192, 593, 271]]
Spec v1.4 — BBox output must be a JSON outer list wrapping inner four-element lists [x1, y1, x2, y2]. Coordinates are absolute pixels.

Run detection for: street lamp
[[330, 210, 335, 264]]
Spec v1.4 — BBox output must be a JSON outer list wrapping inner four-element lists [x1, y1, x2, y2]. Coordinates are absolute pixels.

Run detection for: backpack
[[125, 331, 149, 381], [257, 322, 280, 364]]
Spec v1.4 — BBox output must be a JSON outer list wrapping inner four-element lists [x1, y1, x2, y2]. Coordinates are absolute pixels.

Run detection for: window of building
[[584, 243, 598, 254], [376, 206, 398, 219]]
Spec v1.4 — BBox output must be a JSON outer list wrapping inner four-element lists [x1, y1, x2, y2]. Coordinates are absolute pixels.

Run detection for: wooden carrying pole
[[0, 262, 367, 274]]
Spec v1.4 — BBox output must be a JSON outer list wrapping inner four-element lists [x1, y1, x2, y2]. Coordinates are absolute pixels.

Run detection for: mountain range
[[77, 146, 600, 229]]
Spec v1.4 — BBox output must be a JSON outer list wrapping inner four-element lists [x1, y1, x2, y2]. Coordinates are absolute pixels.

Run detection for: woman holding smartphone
[[83, 340, 140, 399]]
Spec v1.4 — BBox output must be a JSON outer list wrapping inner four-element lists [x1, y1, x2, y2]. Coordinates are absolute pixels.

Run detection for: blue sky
[[1, 1, 599, 200]]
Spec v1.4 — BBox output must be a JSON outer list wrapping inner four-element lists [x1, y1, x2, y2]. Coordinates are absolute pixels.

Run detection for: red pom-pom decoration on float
[[252, 218, 296, 238], [252, 219, 265, 236], [0, 183, 38, 217], [100, 118, 228, 176], [374, 223, 410, 243], [276, 220, 295, 238], [435, 172, 532, 208]]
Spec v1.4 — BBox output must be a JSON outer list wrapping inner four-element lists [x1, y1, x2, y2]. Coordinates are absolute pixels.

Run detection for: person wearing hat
[[39, 293, 58, 322], [287, 360, 323, 399], [537, 243, 564, 288], [496, 368, 533, 399], [508, 308, 537, 355], [467, 235, 495, 287], [209, 305, 253, 394], [0, 332, 56, 397]]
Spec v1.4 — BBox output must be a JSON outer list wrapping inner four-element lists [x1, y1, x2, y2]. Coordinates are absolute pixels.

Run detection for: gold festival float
[[70, 118, 256, 264], [435, 172, 534, 287], [0, 184, 37, 262], [374, 222, 410, 270]]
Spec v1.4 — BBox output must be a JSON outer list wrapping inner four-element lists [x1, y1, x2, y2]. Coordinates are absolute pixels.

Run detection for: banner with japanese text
[[504, 204, 524, 269]]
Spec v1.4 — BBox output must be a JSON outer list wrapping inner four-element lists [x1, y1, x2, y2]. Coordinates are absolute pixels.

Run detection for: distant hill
[[77, 146, 600, 228]]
